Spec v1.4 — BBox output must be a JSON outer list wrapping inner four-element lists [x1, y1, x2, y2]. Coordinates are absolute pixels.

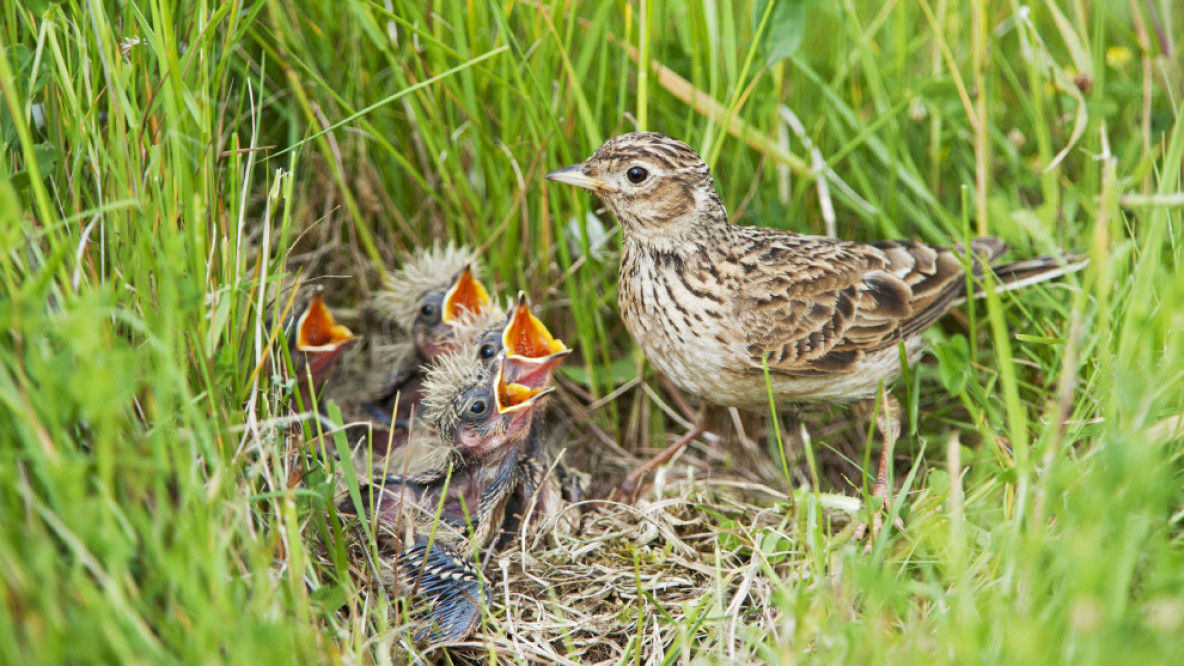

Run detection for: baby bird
[[546, 132, 1083, 537], [280, 289, 359, 410], [371, 243, 496, 357], [357, 298, 573, 521], [488, 293, 576, 541], [356, 302, 507, 452], [342, 350, 555, 643]]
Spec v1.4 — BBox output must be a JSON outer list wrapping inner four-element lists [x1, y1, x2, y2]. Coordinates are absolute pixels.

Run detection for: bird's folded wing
[[733, 232, 997, 375]]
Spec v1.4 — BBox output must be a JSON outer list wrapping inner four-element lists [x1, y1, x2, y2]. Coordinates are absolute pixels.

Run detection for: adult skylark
[[547, 132, 1082, 539]]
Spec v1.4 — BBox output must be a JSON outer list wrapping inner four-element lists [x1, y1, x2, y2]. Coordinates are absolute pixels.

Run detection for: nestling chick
[[371, 243, 496, 357], [361, 247, 504, 446], [341, 349, 555, 644], [278, 289, 359, 410], [357, 304, 509, 453]]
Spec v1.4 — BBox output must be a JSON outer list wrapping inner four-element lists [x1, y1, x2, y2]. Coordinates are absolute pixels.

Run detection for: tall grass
[[1, 0, 1182, 663]]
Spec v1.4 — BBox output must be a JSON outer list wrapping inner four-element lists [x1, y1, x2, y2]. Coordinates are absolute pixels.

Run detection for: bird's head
[[424, 351, 552, 460], [411, 265, 493, 358], [372, 244, 495, 359], [449, 303, 511, 368], [285, 290, 359, 395], [546, 132, 727, 247]]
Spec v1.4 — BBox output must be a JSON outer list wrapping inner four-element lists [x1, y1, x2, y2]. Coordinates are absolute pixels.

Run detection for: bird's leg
[[851, 389, 905, 548], [610, 403, 706, 502]]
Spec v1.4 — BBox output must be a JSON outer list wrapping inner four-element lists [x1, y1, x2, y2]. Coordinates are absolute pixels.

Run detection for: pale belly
[[619, 255, 925, 409], [638, 342, 918, 409]]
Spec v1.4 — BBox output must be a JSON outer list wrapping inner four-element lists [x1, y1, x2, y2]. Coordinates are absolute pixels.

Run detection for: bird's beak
[[296, 293, 358, 352], [495, 361, 556, 414], [503, 292, 566, 358], [502, 351, 570, 390], [501, 292, 570, 387], [291, 292, 359, 401], [442, 265, 491, 324], [544, 163, 615, 194]]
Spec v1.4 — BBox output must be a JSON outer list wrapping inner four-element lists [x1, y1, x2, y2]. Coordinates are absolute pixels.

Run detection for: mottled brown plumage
[[546, 132, 1083, 536]]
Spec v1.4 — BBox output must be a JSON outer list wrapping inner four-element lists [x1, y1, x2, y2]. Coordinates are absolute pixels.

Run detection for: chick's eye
[[479, 344, 496, 359], [419, 303, 435, 318], [626, 166, 648, 184], [469, 400, 488, 415]]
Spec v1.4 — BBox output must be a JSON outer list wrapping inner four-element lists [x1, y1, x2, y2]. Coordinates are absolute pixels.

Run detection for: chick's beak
[[495, 362, 556, 414], [297, 293, 357, 352], [442, 265, 491, 323], [503, 293, 566, 358], [290, 293, 359, 401], [502, 351, 570, 390], [501, 292, 570, 388], [544, 163, 615, 194]]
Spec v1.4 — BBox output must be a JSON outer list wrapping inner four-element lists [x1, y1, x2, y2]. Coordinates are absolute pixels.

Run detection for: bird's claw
[[852, 499, 905, 554]]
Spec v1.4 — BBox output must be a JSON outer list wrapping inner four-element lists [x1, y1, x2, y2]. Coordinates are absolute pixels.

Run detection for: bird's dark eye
[[479, 343, 496, 359], [627, 166, 648, 184], [419, 303, 435, 318], [469, 400, 488, 415]]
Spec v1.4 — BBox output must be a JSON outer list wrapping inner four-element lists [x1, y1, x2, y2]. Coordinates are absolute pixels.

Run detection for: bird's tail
[[984, 252, 1089, 295], [953, 237, 1087, 303]]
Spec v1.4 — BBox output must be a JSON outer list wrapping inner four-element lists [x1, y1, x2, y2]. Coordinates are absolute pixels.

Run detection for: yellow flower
[[1106, 46, 1131, 68]]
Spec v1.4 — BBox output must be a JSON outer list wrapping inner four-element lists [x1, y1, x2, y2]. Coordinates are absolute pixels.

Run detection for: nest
[[318, 460, 865, 663]]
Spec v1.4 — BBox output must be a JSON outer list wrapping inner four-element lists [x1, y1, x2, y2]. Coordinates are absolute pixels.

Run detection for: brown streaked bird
[[546, 131, 1084, 539], [340, 351, 556, 644]]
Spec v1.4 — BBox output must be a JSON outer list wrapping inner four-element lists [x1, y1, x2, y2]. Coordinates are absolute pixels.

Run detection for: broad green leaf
[[753, 0, 807, 64], [33, 143, 61, 174], [933, 334, 971, 396]]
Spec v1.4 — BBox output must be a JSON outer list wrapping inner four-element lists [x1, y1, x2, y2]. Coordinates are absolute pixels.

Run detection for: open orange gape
[[296, 293, 357, 352], [290, 291, 359, 403], [487, 357, 555, 446], [494, 363, 554, 413], [441, 265, 492, 324], [500, 292, 571, 390]]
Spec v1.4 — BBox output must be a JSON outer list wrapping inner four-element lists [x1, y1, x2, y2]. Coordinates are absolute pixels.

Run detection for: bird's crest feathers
[[372, 243, 480, 332]]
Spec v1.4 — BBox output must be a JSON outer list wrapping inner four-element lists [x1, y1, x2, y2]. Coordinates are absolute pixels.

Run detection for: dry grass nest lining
[[295, 378, 892, 662], [326, 474, 862, 664]]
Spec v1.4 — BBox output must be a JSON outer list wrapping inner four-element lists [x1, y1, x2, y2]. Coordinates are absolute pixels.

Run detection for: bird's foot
[[399, 541, 485, 644], [852, 484, 904, 554]]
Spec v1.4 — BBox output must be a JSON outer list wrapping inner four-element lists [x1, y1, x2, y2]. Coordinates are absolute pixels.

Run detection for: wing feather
[[732, 230, 1005, 375]]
